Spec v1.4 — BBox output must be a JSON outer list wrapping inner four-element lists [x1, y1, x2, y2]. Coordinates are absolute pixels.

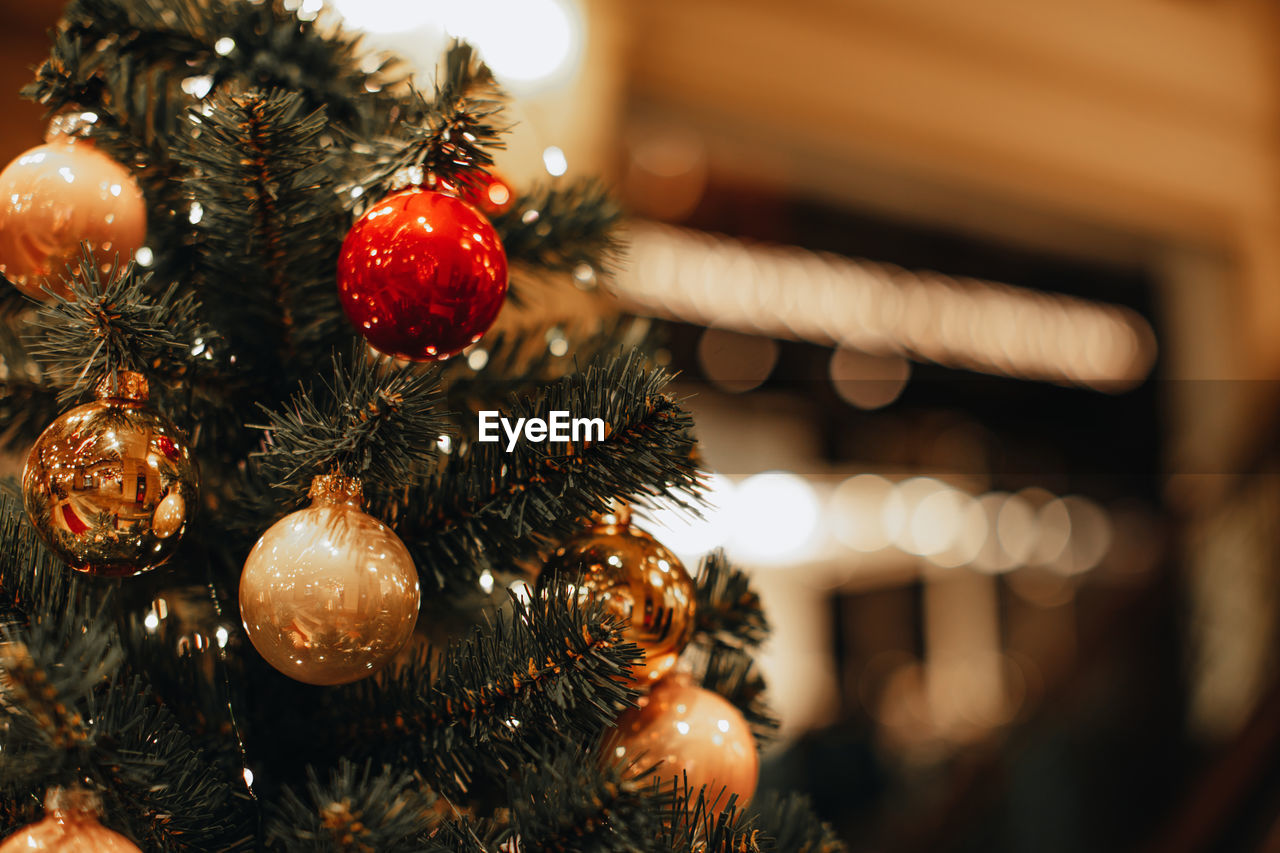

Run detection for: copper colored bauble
[[336, 188, 508, 361], [0, 787, 141, 853], [0, 132, 146, 300], [22, 371, 198, 577], [436, 171, 515, 217], [538, 506, 696, 684], [610, 677, 759, 806], [239, 474, 420, 685]]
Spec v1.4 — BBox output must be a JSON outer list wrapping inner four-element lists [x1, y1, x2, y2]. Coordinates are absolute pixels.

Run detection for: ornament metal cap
[[94, 370, 149, 403], [308, 473, 364, 507], [44, 111, 99, 143], [597, 500, 631, 528], [44, 785, 104, 821]]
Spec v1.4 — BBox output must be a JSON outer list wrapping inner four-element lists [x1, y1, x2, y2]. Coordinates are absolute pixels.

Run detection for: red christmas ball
[[337, 188, 508, 361]]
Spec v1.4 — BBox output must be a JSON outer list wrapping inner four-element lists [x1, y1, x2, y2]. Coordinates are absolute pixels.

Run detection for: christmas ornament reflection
[[0, 124, 146, 299], [239, 474, 420, 685], [336, 188, 508, 361], [610, 677, 758, 806], [538, 506, 696, 684], [0, 787, 141, 853], [22, 371, 198, 577]]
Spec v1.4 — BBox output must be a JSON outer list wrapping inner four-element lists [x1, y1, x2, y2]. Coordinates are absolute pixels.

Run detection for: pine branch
[[363, 41, 506, 199], [88, 676, 256, 851], [0, 600, 119, 770], [175, 88, 349, 376], [26, 248, 201, 405], [323, 591, 641, 801], [693, 550, 770, 651], [386, 351, 703, 593], [689, 645, 780, 744], [0, 494, 81, 629], [250, 346, 447, 498], [490, 180, 622, 272], [498, 747, 671, 852], [441, 318, 658, 427], [654, 778, 768, 853], [265, 760, 439, 853], [33, 0, 400, 129], [0, 328, 62, 454], [749, 792, 846, 853]]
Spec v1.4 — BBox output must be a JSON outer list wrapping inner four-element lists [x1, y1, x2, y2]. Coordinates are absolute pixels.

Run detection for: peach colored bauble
[[240, 474, 420, 686], [0, 788, 140, 853], [610, 677, 759, 806], [0, 137, 146, 299], [538, 507, 696, 685]]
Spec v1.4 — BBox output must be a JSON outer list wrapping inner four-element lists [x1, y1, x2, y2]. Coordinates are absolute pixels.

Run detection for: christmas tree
[[0, 1, 844, 850]]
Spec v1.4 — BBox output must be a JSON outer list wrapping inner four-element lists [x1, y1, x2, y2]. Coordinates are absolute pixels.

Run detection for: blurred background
[[5, 0, 1280, 849]]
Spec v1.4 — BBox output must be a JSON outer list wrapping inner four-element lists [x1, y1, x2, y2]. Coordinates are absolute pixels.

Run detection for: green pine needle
[[27, 247, 200, 404], [250, 345, 448, 497]]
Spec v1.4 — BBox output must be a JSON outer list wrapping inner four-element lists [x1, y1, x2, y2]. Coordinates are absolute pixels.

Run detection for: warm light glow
[[446, 0, 582, 88], [617, 222, 1157, 390], [327, 0, 435, 33], [542, 145, 569, 177], [729, 472, 820, 563], [830, 474, 895, 552], [637, 474, 736, 557]]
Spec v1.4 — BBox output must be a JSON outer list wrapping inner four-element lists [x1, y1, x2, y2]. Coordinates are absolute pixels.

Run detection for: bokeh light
[[729, 472, 821, 563]]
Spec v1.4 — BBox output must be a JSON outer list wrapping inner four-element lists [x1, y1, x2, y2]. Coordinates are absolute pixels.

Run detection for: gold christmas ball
[[610, 677, 759, 806], [0, 134, 146, 299], [538, 507, 696, 684], [0, 787, 141, 853], [22, 371, 198, 577], [239, 474, 420, 686]]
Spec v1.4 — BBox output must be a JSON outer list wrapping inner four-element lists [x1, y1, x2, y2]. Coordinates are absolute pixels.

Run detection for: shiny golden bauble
[[0, 787, 141, 853], [538, 506, 696, 684], [239, 474, 420, 686], [609, 677, 759, 806], [0, 131, 146, 299], [22, 371, 198, 577]]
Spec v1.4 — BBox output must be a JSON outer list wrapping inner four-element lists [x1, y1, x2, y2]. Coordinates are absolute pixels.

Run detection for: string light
[[617, 222, 1157, 391], [658, 471, 1114, 575]]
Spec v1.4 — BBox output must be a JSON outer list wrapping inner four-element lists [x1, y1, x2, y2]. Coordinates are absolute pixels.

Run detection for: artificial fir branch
[[175, 88, 348, 374], [320, 591, 641, 801], [442, 319, 658, 429], [0, 494, 78, 626], [495, 748, 671, 852], [490, 180, 622, 272], [88, 676, 255, 851], [34, 0, 399, 129], [362, 41, 506, 199], [265, 760, 440, 853], [692, 550, 770, 651], [251, 346, 448, 497], [688, 645, 780, 744], [654, 778, 767, 853], [27, 248, 201, 404], [387, 351, 702, 592], [748, 792, 845, 853], [0, 604, 116, 764]]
